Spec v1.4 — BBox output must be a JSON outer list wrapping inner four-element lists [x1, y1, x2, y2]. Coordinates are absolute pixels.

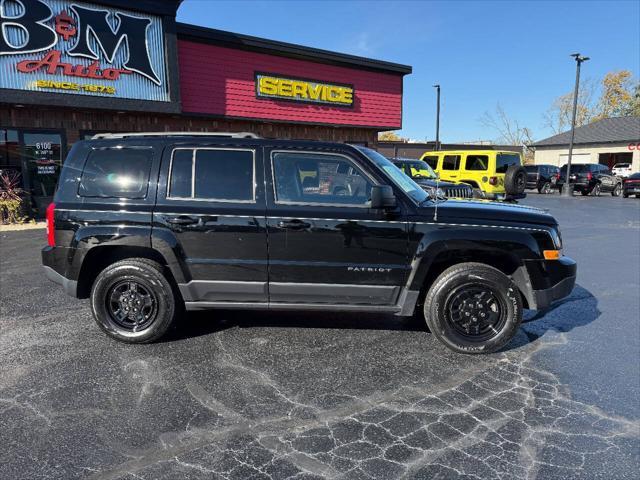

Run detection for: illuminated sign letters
[[256, 73, 354, 107]]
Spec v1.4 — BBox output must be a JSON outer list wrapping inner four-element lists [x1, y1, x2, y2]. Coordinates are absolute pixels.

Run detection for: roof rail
[[91, 132, 261, 140]]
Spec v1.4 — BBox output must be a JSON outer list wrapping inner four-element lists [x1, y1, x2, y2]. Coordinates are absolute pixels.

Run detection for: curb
[[0, 222, 46, 232]]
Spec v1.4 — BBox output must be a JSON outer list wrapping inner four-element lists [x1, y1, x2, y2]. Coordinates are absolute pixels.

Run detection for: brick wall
[[0, 106, 378, 146]]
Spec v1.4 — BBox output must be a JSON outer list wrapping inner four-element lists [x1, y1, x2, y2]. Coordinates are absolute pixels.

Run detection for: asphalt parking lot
[[1, 194, 639, 480]]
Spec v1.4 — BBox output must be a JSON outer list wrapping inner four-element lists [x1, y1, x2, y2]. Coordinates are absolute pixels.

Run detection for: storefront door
[[0, 128, 65, 217]]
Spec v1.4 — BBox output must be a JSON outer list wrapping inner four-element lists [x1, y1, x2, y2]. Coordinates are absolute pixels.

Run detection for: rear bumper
[[512, 256, 577, 310], [42, 246, 77, 297]]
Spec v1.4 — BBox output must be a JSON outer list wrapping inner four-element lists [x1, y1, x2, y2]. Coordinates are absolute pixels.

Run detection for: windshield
[[403, 160, 437, 179], [355, 147, 428, 204]]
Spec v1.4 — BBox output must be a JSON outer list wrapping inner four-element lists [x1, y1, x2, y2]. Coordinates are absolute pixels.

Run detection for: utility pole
[[562, 53, 589, 197], [433, 84, 441, 151]]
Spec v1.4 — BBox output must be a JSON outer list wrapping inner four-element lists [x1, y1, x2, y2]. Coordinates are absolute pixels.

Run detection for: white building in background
[[533, 116, 640, 172]]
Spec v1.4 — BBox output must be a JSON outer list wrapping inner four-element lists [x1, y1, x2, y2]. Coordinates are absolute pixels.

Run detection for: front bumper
[[42, 246, 77, 297], [480, 192, 527, 201], [512, 256, 577, 310]]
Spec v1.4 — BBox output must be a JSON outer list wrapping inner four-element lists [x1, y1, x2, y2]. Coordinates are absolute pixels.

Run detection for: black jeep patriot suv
[[42, 133, 576, 354]]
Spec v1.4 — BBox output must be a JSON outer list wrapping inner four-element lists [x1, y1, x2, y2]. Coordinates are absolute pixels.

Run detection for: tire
[[623, 192, 629, 198], [423, 262, 523, 354], [580, 189, 589, 196], [90, 258, 179, 343], [538, 182, 551, 194], [591, 183, 601, 196], [612, 183, 622, 197], [504, 165, 527, 195]]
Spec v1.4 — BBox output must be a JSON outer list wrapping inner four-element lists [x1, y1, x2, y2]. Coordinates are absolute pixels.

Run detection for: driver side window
[[272, 151, 373, 206]]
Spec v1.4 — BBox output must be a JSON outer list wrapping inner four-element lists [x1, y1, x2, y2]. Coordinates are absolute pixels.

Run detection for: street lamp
[[433, 84, 441, 151], [562, 53, 590, 197]]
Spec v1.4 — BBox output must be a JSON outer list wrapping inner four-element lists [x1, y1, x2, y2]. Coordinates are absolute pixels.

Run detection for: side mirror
[[370, 185, 397, 209]]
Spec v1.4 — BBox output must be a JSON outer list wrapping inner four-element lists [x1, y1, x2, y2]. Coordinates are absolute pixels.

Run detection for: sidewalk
[[0, 222, 46, 232]]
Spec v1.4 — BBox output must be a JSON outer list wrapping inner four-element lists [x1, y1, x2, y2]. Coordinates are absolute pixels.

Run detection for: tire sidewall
[[612, 184, 621, 196], [91, 263, 175, 343], [425, 265, 522, 354], [504, 165, 527, 195]]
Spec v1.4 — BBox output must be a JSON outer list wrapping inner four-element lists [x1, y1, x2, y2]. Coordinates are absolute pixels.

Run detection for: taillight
[[46, 202, 55, 247], [587, 172, 592, 181], [489, 176, 498, 186]]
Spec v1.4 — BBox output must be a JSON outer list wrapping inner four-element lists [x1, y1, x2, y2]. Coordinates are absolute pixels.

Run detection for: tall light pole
[[433, 84, 441, 151], [562, 53, 590, 197]]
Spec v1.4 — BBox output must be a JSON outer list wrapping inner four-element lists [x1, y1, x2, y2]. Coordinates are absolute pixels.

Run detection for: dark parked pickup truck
[[42, 133, 576, 354]]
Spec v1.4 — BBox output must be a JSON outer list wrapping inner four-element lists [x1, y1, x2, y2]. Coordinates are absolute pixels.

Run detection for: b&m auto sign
[[0, 0, 169, 101]]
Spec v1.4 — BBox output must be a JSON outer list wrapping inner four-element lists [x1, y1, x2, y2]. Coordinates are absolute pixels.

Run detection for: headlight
[[548, 227, 562, 250]]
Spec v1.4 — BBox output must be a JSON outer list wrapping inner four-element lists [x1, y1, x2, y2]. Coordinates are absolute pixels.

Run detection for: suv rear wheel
[[424, 263, 522, 354], [90, 258, 179, 343]]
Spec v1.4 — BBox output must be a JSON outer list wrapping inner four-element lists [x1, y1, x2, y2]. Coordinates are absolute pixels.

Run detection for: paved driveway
[[1, 195, 638, 479]]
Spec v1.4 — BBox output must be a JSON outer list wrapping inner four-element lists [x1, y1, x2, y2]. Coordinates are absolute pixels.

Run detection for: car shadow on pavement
[[518, 284, 600, 345], [165, 284, 600, 349]]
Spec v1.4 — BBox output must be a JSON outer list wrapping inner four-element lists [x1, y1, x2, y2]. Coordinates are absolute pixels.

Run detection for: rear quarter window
[[495, 154, 521, 174], [465, 155, 488, 171], [78, 148, 152, 199]]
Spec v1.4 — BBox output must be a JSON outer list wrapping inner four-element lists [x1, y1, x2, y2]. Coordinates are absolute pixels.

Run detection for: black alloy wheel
[[106, 280, 158, 332], [444, 284, 507, 342]]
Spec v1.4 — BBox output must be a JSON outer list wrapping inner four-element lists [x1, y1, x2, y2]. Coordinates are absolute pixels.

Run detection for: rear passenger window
[[465, 155, 488, 171], [168, 148, 254, 202], [423, 155, 438, 169], [442, 155, 460, 171], [496, 154, 521, 174], [79, 148, 152, 199]]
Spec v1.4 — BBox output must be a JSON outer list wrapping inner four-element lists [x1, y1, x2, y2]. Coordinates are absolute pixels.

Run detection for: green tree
[[594, 70, 636, 119], [378, 131, 406, 142]]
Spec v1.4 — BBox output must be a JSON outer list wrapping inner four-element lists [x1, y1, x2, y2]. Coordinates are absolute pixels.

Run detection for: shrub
[[0, 170, 29, 224]]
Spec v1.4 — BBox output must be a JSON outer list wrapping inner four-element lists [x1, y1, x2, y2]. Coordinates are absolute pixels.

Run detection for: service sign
[[255, 73, 354, 107], [0, 0, 169, 101]]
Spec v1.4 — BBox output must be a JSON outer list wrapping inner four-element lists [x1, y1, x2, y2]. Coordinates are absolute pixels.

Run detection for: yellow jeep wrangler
[[420, 150, 527, 200]]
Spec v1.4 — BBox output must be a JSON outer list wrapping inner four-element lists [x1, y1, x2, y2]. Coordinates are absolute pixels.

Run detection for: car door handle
[[166, 216, 198, 225], [277, 220, 311, 230]]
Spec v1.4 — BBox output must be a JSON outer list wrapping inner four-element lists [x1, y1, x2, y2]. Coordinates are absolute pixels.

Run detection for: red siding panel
[[178, 40, 403, 129]]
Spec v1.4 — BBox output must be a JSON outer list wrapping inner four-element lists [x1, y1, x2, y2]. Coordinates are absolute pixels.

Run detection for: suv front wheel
[[424, 263, 523, 354], [90, 258, 179, 343]]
